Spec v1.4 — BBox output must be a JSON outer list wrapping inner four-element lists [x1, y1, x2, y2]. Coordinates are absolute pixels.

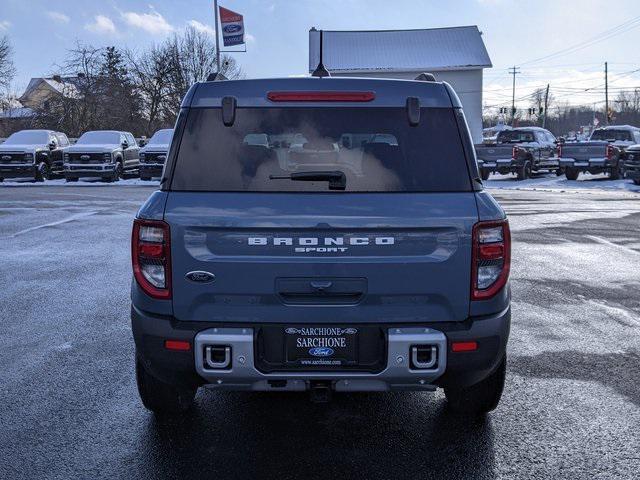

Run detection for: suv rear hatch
[[163, 82, 479, 324]]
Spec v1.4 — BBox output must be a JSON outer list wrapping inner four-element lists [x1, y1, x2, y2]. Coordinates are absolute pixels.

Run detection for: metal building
[[309, 26, 492, 143]]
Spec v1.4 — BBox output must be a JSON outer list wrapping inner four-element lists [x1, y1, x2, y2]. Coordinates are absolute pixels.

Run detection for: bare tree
[[0, 35, 16, 92]]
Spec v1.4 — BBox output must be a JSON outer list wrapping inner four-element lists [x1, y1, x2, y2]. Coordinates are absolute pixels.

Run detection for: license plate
[[284, 326, 359, 367]]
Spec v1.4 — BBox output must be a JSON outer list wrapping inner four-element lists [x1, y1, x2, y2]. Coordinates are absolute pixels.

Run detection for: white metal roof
[[309, 26, 492, 73]]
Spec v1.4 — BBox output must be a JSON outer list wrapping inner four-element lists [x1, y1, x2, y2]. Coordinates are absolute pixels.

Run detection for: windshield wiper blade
[[269, 170, 346, 190]]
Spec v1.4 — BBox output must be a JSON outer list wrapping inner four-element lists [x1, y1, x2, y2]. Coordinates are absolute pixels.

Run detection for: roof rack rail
[[415, 72, 437, 82]]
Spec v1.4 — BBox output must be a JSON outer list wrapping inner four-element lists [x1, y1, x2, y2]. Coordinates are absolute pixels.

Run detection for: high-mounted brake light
[[132, 219, 171, 299], [471, 219, 511, 300], [267, 91, 375, 102]]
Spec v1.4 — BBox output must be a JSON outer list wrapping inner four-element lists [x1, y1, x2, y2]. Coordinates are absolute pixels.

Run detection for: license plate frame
[[284, 326, 359, 367]]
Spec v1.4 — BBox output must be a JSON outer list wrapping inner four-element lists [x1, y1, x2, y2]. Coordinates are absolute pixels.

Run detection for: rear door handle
[[310, 281, 333, 291]]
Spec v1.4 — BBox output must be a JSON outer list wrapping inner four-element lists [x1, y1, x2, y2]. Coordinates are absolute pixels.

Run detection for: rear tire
[[445, 355, 506, 415], [516, 161, 531, 180], [35, 162, 50, 182], [565, 167, 580, 180], [633, 179, 640, 186], [480, 169, 490, 181], [609, 165, 621, 180], [136, 357, 196, 416]]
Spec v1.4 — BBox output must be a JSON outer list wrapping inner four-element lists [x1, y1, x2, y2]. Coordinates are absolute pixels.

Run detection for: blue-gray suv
[[131, 76, 511, 415]]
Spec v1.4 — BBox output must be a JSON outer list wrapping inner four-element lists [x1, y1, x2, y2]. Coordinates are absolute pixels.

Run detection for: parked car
[[556, 125, 640, 180], [63, 130, 140, 182], [475, 127, 558, 180], [0, 129, 70, 182], [139, 129, 173, 180], [624, 144, 640, 185], [131, 76, 511, 416]]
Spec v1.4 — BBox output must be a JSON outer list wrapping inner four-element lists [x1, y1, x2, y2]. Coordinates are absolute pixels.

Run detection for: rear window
[[590, 129, 633, 141], [170, 107, 471, 192], [497, 130, 535, 143]]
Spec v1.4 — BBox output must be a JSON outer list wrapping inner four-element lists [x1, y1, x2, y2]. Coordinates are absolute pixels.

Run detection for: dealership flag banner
[[219, 6, 245, 46]]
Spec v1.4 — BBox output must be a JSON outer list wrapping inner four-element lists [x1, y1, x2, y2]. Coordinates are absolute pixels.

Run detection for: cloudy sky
[[1, 0, 639, 111]]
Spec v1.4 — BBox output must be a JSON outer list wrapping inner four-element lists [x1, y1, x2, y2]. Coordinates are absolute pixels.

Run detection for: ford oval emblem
[[185, 271, 216, 283], [224, 24, 242, 34], [309, 347, 334, 357], [1, 155, 10, 161]]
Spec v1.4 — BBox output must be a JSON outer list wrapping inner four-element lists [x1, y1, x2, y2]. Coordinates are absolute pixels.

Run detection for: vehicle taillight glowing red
[[557, 143, 563, 158], [606, 144, 614, 160], [471, 219, 511, 300], [132, 219, 171, 299], [512, 146, 519, 159], [267, 91, 375, 102]]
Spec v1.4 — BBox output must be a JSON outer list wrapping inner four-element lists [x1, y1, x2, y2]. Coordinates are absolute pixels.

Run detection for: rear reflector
[[267, 91, 375, 102], [164, 340, 191, 351], [451, 341, 478, 352]]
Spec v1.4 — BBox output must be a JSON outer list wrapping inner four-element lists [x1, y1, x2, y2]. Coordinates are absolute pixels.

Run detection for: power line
[[518, 15, 640, 67]]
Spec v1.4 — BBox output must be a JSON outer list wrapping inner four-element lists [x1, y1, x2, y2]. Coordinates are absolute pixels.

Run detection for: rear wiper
[[269, 170, 346, 190]]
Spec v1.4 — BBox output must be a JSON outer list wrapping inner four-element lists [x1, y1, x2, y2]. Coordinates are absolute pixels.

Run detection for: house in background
[[18, 75, 79, 110], [308, 26, 492, 143]]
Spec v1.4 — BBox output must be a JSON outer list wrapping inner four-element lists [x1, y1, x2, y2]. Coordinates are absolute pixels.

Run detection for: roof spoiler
[[415, 72, 437, 82]]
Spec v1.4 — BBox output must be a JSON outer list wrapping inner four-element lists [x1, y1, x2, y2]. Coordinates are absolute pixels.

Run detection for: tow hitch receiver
[[310, 381, 332, 403]]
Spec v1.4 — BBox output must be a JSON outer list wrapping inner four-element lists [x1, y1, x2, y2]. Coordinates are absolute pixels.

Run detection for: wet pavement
[[0, 185, 638, 479]]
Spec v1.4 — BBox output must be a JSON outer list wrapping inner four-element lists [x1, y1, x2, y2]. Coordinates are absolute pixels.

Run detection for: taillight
[[471, 219, 510, 300], [132, 219, 171, 299], [557, 143, 563, 157], [606, 144, 614, 160], [512, 146, 519, 159]]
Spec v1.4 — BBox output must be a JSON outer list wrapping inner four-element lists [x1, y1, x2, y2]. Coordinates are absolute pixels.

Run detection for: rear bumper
[[131, 305, 510, 392], [624, 163, 640, 179], [0, 163, 36, 178], [478, 159, 516, 173], [557, 157, 616, 169]]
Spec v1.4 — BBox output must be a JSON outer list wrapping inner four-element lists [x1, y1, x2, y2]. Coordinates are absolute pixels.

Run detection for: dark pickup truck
[[63, 130, 140, 182], [475, 127, 558, 180], [0, 129, 70, 181], [556, 125, 640, 180], [139, 129, 173, 180], [624, 144, 640, 185]]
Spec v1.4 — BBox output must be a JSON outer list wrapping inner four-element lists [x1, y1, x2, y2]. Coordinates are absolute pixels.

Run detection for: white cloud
[[85, 15, 116, 35], [0, 20, 11, 31], [121, 8, 174, 35], [188, 20, 215, 37], [245, 33, 256, 43], [47, 11, 70, 24]]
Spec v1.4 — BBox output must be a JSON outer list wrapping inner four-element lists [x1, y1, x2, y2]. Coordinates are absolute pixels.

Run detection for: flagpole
[[214, 0, 221, 73]]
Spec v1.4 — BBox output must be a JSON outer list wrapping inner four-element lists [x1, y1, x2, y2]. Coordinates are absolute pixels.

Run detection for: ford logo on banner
[[309, 347, 334, 357], [223, 24, 242, 34]]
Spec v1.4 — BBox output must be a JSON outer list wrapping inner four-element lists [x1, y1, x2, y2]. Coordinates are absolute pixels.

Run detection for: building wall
[[333, 69, 484, 144]]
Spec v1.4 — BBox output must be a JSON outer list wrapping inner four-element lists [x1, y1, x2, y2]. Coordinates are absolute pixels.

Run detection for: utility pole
[[605, 61, 609, 125], [509, 66, 521, 126], [542, 83, 550, 129], [214, 0, 221, 73]]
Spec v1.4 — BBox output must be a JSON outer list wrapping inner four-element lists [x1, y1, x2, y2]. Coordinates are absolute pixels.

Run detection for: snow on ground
[[0, 177, 160, 187], [485, 172, 640, 193], [0, 173, 639, 194]]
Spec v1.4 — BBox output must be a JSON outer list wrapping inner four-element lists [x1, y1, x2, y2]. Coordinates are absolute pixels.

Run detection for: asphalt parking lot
[[0, 183, 639, 480]]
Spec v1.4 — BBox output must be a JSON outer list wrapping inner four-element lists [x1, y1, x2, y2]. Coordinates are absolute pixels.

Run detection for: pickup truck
[[0, 129, 70, 181], [131, 76, 511, 416], [475, 127, 558, 180], [556, 125, 640, 180], [63, 130, 140, 182], [139, 129, 173, 180], [624, 144, 640, 185]]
